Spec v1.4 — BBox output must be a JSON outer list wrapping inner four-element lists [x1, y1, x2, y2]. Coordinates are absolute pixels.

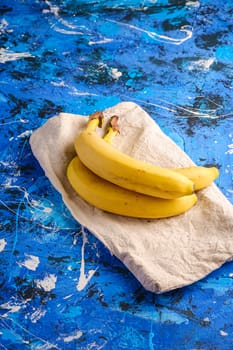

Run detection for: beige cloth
[[30, 102, 233, 293]]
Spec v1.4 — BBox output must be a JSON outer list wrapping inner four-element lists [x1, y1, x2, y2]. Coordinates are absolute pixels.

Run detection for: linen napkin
[[30, 102, 233, 293]]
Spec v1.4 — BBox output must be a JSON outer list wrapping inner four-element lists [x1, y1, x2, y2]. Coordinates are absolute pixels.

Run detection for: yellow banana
[[103, 118, 219, 191], [173, 166, 219, 191], [74, 114, 194, 199], [67, 156, 197, 219]]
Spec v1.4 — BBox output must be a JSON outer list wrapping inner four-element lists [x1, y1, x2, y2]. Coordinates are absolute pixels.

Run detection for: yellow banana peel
[[67, 156, 197, 219]]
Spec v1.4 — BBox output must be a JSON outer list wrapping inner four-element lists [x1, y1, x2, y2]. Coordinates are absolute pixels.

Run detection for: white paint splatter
[[51, 80, 99, 96], [0, 301, 21, 317], [53, 27, 83, 35], [225, 144, 233, 154], [76, 227, 98, 291], [44, 0, 83, 35], [130, 95, 219, 119], [30, 307, 47, 323], [29, 198, 53, 215], [186, 0, 200, 7], [16, 130, 33, 139], [0, 238, 7, 252], [44, 0, 60, 16], [187, 58, 214, 71], [35, 274, 57, 292], [0, 48, 34, 63], [0, 18, 13, 34], [43, 207, 52, 213], [64, 330, 83, 343], [104, 17, 193, 45], [17, 254, 40, 271], [63, 294, 73, 300], [110, 68, 122, 80], [220, 330, 228, 336], [89, 38, 113, 45], [9, 129, 33, 141]]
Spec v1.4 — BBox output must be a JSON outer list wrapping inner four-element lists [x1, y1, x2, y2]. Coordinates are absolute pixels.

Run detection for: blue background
[[0, 1, 232, 349]]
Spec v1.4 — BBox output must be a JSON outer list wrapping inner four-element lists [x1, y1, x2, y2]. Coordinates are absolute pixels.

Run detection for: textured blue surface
[[0, 1, 233, 349]]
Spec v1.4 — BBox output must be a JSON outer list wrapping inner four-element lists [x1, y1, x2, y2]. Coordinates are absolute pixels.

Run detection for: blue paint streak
[[8, 198, 22, 283]]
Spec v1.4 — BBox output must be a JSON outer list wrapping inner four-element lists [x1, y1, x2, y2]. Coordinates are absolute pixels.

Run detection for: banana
[[74, 114, 194, 199], [173, 166, 219, 191], [67, 156, 197, 219], [103, 117, 219, 191]]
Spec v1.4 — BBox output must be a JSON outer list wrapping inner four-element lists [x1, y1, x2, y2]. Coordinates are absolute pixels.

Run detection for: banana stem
[[86, 111, 104, 132], [103, 115, 120, 143], [103, 128, 118, 143]]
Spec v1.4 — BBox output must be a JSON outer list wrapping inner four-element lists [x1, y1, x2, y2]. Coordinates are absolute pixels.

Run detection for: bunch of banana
[[67, 112, 219, 219]]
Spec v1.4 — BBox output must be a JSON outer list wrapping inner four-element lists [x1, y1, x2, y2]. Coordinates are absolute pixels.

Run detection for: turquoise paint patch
[[118, 325, 148, 349], [199, 277, 233, 296], [0, 329, 23, 343], [65, 305, 83, 317], [216, 45, 233, 62], [154, 309, 188, 325]]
